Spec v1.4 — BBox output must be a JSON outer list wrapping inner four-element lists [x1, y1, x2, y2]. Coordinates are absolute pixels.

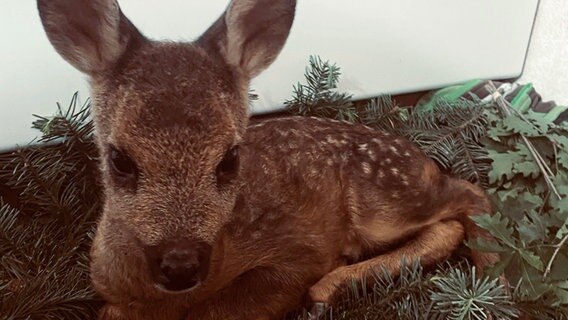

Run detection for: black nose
[[146, 240, 211, 292], [159, 248, 201, 291]]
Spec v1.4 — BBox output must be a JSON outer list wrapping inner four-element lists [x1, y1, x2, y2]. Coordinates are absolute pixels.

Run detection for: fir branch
[[360, 96, 410, 135], [404, 101, 491, 186], [288, 260, 520, 320], [285, 56, 356, 121], [430, 266, 517, 320], [0, 94, 101, 320]]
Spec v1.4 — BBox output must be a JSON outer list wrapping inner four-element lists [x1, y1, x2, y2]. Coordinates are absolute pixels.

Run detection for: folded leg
[[309, 220, 465, 303]]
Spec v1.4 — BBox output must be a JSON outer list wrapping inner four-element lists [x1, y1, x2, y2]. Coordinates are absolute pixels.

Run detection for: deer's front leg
[[186, 267, 315, 320], [98, 304, 128, 320]]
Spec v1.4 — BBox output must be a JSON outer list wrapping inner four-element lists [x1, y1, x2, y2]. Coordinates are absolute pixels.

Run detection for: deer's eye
[[109, 146, 138, 181], [216, 145, 239, 185]]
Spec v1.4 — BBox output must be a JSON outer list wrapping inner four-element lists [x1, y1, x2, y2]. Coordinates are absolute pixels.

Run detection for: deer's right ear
[[198, 0, 297, 79], [37, 0, 143, 75]]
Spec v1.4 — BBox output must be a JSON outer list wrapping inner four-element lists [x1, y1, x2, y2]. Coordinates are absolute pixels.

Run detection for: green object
[[417, 80, 568, 125], [416, 79, 482, 112]]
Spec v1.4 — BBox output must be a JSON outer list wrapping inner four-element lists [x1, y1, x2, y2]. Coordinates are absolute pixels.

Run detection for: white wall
[[0, 0, 540, 151], [519, 0, 568, 105]]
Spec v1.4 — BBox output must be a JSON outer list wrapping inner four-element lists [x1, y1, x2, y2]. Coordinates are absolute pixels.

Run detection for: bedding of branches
[[0, 56, 567, 319]]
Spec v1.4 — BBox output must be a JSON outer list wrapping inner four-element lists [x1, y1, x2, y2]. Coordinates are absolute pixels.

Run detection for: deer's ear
[[198, 0, 297, 78], [37, 0, 144, 75]]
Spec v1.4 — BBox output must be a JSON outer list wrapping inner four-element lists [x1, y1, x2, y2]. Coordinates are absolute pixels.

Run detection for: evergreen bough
[[0, 56, 567, 319]]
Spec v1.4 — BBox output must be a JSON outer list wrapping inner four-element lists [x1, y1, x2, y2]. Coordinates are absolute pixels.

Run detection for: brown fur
[[37, 1, 500, 319]]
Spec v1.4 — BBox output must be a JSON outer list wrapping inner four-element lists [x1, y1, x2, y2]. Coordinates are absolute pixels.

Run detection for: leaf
[[518, 249, 544, 271], [519, 261, 551, 299], [557, 185, 568, 197], [550, 133, 568, 148], [550, 197, 568, 220], [502, 116, 544, 137], [553, 288, 568, 306], [467, 237, 507, 253], [487, 150, 524, 183], [558, 152, 568, 170], [470, 212, 516, 248], [556, 223, 568, 240], [495, 192, 542, 221], [514, 161, 541, 179], [557, 280, 568, 290], [517, 217, 541, 244], [496, 189, 521, 202], [549, 252, 568, 281], [528, 210, 553, 238]]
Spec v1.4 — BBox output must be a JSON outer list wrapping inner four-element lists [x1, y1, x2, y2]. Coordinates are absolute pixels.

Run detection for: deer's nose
[[146, 240, 211, 293]]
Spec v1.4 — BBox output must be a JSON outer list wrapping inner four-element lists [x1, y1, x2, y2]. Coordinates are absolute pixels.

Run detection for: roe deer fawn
[[37, 0, 500, 319]]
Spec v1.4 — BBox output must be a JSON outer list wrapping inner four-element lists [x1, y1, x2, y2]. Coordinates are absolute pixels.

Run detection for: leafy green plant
[[468, 88, 568, 309]]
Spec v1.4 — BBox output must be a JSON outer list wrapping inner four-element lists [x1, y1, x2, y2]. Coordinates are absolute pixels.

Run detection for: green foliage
[[469, 99, 568, 309], [0, 93, 102, 319], [284, 55, 357, 122], [288, 261, 518, 320], [430, 266, 517, 320], [405, 101, 491, 187]]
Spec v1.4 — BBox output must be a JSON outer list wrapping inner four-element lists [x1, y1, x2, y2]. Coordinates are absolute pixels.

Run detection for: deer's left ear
[[37, 0, 144, 75], [198, 0, 297, 79]]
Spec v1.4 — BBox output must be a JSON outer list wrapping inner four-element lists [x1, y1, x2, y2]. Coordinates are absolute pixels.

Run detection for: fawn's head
[[38, 0, 296, 300]]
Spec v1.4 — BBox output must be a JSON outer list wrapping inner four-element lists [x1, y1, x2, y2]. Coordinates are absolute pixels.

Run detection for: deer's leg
[[186, 267, 318, 320], [308, 219, 465, 304]]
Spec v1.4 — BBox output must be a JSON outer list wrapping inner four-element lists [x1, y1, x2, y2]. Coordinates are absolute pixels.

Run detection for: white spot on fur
[[368, 150, 377, 161], [275, 129, 289, 137], [391, 167, 400, 176], [326, 135, 347, 147], [403, 151, 411, 157], [326, 135, 339, 145], [358, 143, 368, 152], [262, 163, 270, 175], [401, 174, 409, 185], [361, 162, 372, 175], [249, 122, 265, 128], [290, 129, 301, 136], [389, 145, 399, 156]]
